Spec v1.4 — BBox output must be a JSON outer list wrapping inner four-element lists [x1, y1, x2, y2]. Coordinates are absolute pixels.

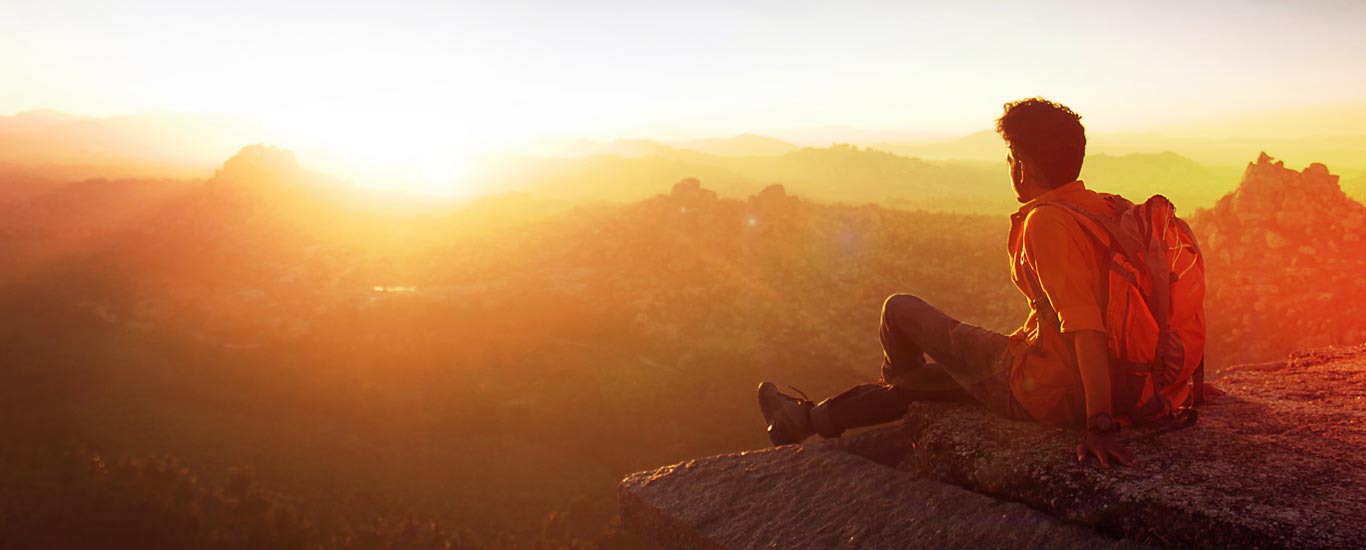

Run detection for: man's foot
[[757, 382, 815, 446]]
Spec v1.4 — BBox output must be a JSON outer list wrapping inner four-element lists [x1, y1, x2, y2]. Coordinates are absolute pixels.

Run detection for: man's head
[[996, 98, 1086, 202]]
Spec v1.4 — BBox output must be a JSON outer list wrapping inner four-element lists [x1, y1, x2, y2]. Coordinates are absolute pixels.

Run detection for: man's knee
[[882, 293, 929, 323]]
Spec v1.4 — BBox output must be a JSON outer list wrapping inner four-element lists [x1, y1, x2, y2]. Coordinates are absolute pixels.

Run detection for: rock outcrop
[[208, 144, 346, 195], [1190, 154, 1366, 366], [669, 178, 719, 206], [620, 345, 1366, 549]]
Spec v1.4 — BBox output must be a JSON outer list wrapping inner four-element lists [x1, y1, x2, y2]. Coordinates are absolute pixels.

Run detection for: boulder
[[620, 345, 1366, 549]]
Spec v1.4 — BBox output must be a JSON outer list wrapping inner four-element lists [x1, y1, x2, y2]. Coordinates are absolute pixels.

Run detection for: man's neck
[[1016, 180, 1050, 203]]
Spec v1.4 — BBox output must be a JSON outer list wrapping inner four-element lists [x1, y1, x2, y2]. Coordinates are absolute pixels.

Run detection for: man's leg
[[806, 369, 968, 438], [810, 293, 1021, 438]]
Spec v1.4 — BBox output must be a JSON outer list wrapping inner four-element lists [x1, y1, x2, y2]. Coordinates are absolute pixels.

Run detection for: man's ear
[[1012, 154, 1032, 188], [1022, 158, 1050, 189]]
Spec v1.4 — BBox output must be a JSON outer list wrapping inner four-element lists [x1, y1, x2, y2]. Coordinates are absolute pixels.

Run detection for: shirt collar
[[1014, 180, 1087, 217]]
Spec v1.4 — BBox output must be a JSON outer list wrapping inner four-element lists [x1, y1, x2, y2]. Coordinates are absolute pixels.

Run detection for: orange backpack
[[1040, 194, 1206, 426]]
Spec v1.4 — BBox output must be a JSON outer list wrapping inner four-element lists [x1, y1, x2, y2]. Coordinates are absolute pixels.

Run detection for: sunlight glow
[[3, 0, 1366, 195], [261, 104, 479, 197]]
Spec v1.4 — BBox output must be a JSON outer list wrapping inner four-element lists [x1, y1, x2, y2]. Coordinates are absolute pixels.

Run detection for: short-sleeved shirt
[[1006, 180, 1116, 426]]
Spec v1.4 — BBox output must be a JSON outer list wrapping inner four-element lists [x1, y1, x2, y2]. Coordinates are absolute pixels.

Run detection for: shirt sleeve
[[1022, 207, 1106, 334]]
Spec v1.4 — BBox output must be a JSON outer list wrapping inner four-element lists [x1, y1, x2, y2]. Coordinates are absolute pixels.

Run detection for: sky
[[3, 0, 1365, 191]]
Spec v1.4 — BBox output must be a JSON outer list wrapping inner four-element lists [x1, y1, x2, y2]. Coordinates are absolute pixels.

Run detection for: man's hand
[[1076, 429, 1135, 469], [1069, 329, 1133, 469]]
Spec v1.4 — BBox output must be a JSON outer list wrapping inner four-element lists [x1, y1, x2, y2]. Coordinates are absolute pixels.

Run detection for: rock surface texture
[[619, 445, 1138, 550], [620, 345, 1366, 549]]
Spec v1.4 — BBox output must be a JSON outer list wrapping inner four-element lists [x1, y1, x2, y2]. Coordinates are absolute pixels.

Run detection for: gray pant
[[812, 294, 1028, 438]]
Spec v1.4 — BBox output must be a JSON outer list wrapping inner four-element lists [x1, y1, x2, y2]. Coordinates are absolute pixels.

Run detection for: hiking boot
[[757, 382, 815, 446]]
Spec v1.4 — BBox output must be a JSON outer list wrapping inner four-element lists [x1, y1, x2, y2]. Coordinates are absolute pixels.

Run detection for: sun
[[414, 156, 469, 198], [255, 105, 477, 199]]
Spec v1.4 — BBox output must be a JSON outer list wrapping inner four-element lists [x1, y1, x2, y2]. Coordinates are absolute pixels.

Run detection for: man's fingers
[[1077, 437, 1136, 469]]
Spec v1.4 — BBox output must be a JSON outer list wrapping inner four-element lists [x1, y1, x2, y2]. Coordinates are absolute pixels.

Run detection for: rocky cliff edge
[[619, 345, 1366, 549]]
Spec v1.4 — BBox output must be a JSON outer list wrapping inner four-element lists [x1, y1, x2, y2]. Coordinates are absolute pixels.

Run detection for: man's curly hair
[[996, 98, 1086, 189]]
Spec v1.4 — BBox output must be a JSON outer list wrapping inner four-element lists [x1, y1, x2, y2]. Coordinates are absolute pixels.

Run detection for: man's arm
[[1073, 330, 1112, 418], [1071, 329, 1134, 468], [1022, 208, 1135, 468]]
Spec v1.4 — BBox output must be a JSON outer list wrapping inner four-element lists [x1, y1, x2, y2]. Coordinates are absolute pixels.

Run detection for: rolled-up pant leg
[[811, 293, 1025, 437]]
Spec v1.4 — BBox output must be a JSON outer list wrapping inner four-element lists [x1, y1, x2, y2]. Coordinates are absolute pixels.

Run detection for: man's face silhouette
[[1006, 149, 1027, 202], [1006, 147, 1051, 203]]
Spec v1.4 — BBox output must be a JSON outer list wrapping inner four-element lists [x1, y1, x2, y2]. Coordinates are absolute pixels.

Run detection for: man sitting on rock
[[759, 97, 1135, 468]]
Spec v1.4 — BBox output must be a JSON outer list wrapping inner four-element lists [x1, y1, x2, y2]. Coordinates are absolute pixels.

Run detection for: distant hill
[[470, 148, 759, 202], [549, 137, 676, 158], [768, 126, 951, 147], [530, 134, 799, 158], [474, 144, 1252, 213], [475, 144, 1015, 213], [873, 130, 1004, 162], [727, 146, 1012, 212], [0, 109, 87, 136], [0, 110, 264, 179], [1080, 152, 1242, 211], [1094, 133, 1366, 175], [676, 134, 800, 157], [875, 128, 1366, 176]]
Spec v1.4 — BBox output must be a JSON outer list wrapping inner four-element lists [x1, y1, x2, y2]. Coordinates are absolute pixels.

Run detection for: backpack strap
[[1015, 205, 1061, 332], [1020, 260, 1057, 328]]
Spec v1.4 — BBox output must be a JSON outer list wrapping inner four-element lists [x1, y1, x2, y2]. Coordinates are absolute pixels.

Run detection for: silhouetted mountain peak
[[668, 177, 717, 206], [210, 145, 306, 186], [743, 184, 798, 222], [754, 183, 787, 202]]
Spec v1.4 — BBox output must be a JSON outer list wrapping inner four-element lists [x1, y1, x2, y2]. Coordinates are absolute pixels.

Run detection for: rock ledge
[[620, 345, 1366, 549]]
